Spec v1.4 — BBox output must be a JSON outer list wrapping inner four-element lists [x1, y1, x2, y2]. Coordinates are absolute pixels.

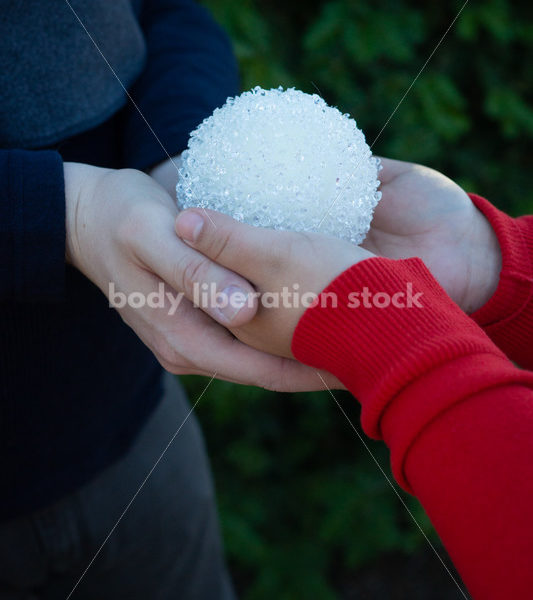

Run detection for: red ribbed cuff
[[380, 352, 533, 491], [469, 194, 533, 367], [292, 257, 505, 441]]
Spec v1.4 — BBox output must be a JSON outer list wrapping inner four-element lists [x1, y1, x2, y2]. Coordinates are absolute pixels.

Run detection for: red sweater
[[292, 196, 533, 599]]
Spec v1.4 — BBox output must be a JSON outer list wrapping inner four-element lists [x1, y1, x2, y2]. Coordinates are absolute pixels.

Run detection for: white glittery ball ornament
[[176, 86, 382, 245]]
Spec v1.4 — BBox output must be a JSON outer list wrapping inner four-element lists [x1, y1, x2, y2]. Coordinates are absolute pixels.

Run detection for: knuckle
[[258, 375, 276, 391], [174, 255, 211, 296], [160, 361, 186, 375], [158, 358, 177, 374], [154, 337, 188, 373], [259, 371, 282, 391], [264, 241, 287, 274], [260, 358, 301, 392], [207, 228, 234, 263]]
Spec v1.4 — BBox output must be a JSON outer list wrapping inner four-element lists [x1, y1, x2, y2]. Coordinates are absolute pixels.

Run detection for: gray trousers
[[0, 374, 236, 600]]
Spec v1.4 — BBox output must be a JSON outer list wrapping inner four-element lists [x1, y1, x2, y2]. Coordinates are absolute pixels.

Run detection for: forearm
[[292, 257, 533, 598], [63, 162, 112, 268], [400, 381, 533, 599]]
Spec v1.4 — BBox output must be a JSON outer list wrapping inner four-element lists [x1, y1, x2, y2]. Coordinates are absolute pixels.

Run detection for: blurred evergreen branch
[[204, 0, 533, 214], [183, 377, 433, 598]]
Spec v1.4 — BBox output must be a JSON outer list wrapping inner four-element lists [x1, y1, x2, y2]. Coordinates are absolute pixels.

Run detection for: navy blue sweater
[[0, 0, 238, 520]]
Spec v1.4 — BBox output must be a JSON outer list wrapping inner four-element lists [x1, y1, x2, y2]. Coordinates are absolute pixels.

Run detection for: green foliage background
[[184, 1, 532, 598]]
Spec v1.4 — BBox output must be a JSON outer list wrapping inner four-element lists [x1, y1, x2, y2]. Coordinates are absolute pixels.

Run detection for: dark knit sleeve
[[121, 0, 239, 171], [0, 149, 66, 301]]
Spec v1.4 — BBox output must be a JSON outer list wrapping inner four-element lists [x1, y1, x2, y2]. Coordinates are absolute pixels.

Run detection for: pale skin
[[64, 155, 501, 386], [174, 157, 502, 358], [63, 161, 342, 391], [363, 158, 501, 315]]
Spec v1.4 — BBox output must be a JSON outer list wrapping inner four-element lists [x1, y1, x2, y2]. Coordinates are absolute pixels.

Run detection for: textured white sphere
[[176, 86, 381, 245]]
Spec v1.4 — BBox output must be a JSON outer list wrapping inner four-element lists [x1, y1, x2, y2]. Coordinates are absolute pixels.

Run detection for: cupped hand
[[175, 209, 374, 358], [64, 163, 342, 391], [363, 158, 501, 314]]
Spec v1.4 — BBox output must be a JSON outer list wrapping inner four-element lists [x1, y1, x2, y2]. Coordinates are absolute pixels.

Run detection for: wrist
[[63, 162, 112, 269], [469, 194, 533, 335], [462, 203, 502, 314]]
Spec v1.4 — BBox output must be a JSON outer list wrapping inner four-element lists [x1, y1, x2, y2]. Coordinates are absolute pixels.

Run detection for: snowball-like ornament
[[177, 87, 381, 245]]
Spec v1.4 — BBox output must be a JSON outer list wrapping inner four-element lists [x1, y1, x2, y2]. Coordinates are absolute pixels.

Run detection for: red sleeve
[[292, 256, 533, 599], [469, 194, 533, 369]]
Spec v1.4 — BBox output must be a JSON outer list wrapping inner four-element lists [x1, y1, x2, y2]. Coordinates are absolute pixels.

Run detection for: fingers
[[172, 324, 345, 392], [130, 210, 258, 327], [175, 209, 281, 283], [140, 294, 335, 391], [117, 266, 342, 391]]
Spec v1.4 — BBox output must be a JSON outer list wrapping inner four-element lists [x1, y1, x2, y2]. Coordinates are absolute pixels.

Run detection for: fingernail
[[216, 285, 249, 323], [177, 211, 204, 243]]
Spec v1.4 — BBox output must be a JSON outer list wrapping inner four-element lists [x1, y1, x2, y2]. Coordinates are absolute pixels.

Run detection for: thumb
[[175, 209, 281, 282]]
